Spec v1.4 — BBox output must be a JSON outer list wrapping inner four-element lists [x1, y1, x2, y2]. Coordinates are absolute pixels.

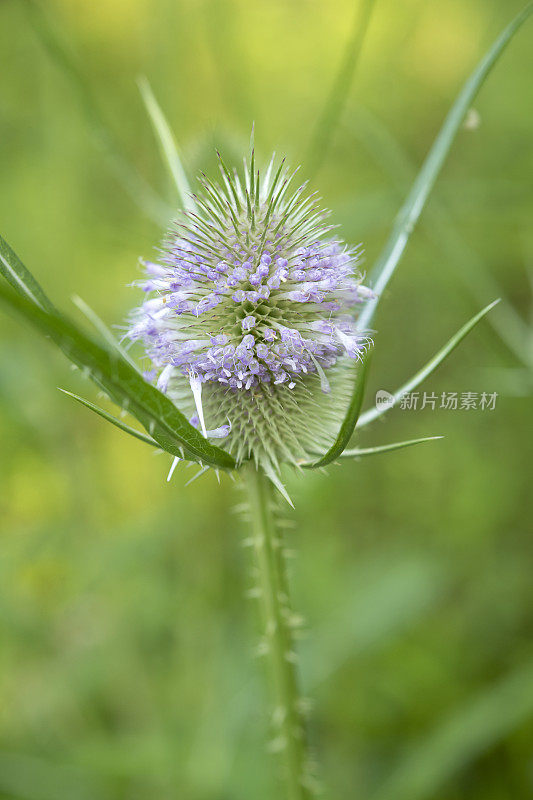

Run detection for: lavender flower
[[127, 152, 372, 470]]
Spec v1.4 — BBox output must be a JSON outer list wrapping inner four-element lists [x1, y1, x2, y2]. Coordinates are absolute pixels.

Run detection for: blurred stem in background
[[243, 464, 314, 800], [355, 2, 533, 335], [347, 107, 533, 371], [23, 0, 172, 225], [304, 0, 376, 180], [305, 0, 533, 372]]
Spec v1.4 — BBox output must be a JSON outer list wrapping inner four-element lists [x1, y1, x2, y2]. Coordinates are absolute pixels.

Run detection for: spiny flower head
[[128, 151, 372, 472]]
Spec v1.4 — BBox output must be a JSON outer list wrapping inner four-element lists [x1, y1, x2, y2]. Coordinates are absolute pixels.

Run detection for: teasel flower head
[[127, 151, 373, 477]]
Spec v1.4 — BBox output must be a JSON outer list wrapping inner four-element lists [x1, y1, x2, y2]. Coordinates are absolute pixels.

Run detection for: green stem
[[243, 463, 313, 800]]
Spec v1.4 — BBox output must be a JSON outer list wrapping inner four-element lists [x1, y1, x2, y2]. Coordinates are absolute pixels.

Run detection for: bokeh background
[[1, 1, 532, 798]]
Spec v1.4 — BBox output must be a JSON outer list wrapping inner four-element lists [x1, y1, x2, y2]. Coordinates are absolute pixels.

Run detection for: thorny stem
[[243, 463, 314, 800]]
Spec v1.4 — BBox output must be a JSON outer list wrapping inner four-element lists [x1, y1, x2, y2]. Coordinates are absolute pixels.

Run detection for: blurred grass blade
[[357, 4, 533, 332], [59, 389, 159, 448], [138, 77, 196, 213], [24, 0, 171, 225], [350, 107, 533, 367], [357, 300, 498, 428], [0, 235, 54, 312], [72, 295, 138, 369], [305, 555, 448, 688], [305, 0, 376, 177], [340, 435, 443, 459], [372, 657, 533, 800], [0, 278, 235, 469], [305, 347, 372, 467]]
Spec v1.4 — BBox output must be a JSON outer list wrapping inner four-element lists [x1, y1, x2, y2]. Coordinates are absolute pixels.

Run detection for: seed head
[[128, 152, 372, 471]]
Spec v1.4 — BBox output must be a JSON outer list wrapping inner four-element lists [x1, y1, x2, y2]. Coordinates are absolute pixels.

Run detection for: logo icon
[[375, 390, 395, 410]]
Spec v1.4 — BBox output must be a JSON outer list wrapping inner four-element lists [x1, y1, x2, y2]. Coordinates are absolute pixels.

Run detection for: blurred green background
[[1, 1, 532, 798]]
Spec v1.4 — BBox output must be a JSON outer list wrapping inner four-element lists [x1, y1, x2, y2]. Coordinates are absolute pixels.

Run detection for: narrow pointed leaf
[[357, 301, 499, 429], [305, 348, 372, 468], [263, 462, 295, 508], [72, 294, 138, 369], [357, 4, 533, 332], [340, 435, 443, 460], [184, 466, 210, 487], [0, 281, 235, 470], [59, 389, 158, 448], [0, 235, 54, 312], [138, 77, 196, 213]]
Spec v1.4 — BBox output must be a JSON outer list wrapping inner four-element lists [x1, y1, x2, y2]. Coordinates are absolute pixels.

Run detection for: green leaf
[[305, 348, 372, 468], [138, 77, 196, 213], [0, 235, 54, 312], [0, 280, 235, 470], [340, 435, 443, 460], [371, 657, 533, 800], [357, 4, 533, 332], [357, 300, 499, 429], [304, 0, 376, 178], [59, 389, 159, 448]]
